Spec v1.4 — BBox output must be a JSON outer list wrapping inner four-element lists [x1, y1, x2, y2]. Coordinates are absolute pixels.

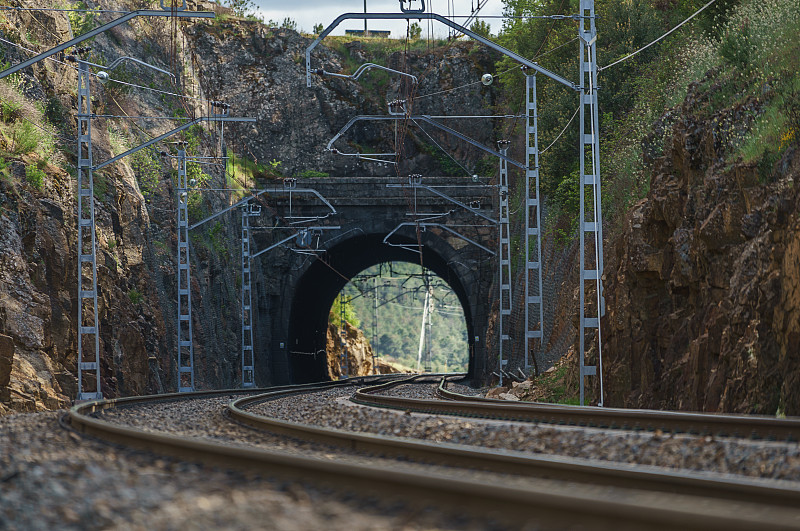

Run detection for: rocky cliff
[[0, 3, 495, 413], [184, 21, 499, 177], [599, 81, 800, 415], [325, 322, 404, 378]]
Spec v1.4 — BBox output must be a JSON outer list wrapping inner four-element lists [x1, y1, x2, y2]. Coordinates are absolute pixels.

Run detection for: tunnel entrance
[[330, 262, 469, 377], [287, 233, 475, 383]]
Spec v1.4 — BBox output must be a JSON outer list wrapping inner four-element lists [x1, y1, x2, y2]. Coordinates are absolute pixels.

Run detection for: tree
[[281, 17, 298, 31], [409, 22, 422, 40], [469, 19, 491, 39], [313, 23, 324, 35], [222, 0, 255, 18]]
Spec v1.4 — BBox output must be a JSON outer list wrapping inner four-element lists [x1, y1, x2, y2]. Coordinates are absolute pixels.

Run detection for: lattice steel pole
[[372, 275, 378, 374], [241, 202, 260, 388], [76, 58, 102, 400], [525, 72, 545, 374], [176, 145, 195, 392], [578, 0, 605, 406], [497, 139, 512, 386], [339, 295, 348, 378]]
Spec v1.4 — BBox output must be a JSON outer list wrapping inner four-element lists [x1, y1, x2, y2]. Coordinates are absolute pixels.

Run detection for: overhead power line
[[600, 0, 718, 71]]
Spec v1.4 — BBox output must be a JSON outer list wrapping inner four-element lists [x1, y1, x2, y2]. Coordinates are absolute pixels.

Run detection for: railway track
[[67, 375, 800, 530], [350, 376, 800, 441]]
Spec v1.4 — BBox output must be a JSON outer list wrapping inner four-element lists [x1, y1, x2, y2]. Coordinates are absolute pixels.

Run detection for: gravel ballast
[[250, 382, 800, 482]]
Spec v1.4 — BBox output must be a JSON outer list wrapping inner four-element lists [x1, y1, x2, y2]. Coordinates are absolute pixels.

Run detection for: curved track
[[350, 377, 800, 441], [68, 375, 800, 530]]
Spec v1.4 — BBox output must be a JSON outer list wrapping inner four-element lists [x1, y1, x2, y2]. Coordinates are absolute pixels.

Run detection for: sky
[[253, 0, 507, 38]]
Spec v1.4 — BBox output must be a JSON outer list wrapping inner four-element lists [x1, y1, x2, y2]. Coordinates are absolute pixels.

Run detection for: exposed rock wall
[[0, 5, 495, 413], [184, 22, 499, 177], [600, 83, 800, 414]]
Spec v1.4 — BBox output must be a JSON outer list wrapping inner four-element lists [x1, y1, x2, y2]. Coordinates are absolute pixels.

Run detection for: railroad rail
[[348, 376, 800, 441], [66, 376, 800, 529]]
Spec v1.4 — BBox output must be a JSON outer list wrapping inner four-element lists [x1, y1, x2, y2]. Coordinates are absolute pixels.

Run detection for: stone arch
[[285, 229, 487, 383]]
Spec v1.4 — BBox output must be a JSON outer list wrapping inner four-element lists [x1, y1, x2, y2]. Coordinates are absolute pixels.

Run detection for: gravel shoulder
[[0, 410, 504, 530]]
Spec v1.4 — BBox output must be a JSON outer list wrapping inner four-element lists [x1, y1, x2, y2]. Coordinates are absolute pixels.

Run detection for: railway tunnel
[[286, 232, 481, 383]]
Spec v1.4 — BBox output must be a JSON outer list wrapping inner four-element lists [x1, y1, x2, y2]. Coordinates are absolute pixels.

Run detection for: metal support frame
[[578, 0, 604, 406], [0, 9, 214, 81], [416, 282, 432, 372], [496, 141, 512, 386], [76, 60, 102, 400], [525, 74, 544, 372], [339, 294, 349, 378], [307, 13, 575, 90], [372, 276, 379, 374], [240, 202, 261, 388], [383, 222, 495, 255], [329, 115, 527, 171], [176, 147, 194, 393]]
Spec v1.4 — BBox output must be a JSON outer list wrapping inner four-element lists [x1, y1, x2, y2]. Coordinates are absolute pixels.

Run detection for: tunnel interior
[[287, 233, 475, 383]]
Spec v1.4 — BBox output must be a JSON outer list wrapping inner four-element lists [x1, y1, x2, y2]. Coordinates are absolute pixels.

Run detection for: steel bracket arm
[[383, 222, 496, 255], [94, 116, 256, 171], [306, 13, 576, 90], [0, 9, 215, 80], [327, 114, 527, 170]]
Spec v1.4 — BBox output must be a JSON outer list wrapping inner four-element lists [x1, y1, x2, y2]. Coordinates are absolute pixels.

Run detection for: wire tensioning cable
[[541, 105, 579, 154], [600, 0, 718, 71]]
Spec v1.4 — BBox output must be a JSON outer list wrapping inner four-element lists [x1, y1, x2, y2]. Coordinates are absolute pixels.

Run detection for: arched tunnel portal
[[287, 232, 486, 383]]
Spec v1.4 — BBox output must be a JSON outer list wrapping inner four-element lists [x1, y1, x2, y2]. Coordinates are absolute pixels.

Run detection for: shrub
[[25, 164, 45, 190], [128, 288, 143, 305], [10, 121, 41, 155]]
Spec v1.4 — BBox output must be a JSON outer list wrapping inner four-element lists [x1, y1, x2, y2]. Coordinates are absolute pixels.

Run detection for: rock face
[[0, 2, 499, 414], [184, 23, 499, 177], [600, 82, 800, 415], [326, 322, 374, 378]]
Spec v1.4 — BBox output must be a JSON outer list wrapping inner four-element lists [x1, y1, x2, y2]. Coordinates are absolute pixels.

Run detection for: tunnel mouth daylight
[[287, 233, 474, 383]]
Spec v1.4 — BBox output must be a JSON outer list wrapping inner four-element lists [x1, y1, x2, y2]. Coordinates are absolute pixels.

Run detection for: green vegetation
[[296, 169, 329, 179], [130, 146, 162, 199], [67, 1, 99, 39], [25, 164, 45, 190], [329, 293, 361, 329], [469, 19, 492, 39], [0, 81, 57, 165], [334, 262, 469, 373], [128, 288, 143, 305], [208, 221, 229, 260], [409, 22, 422, 40], [493, 0, 798, 233], [222, 0, 256, 17], [93, 172, 108, 200]]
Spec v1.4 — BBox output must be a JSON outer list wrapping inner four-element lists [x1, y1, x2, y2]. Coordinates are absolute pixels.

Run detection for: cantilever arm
[[315, 63, 418, 85], [383, 222, 496, 255], [0, 9, 214, 80], [94, 116, 256, 171], [327, 114, 527, 170], [307, 13, 575, 90]]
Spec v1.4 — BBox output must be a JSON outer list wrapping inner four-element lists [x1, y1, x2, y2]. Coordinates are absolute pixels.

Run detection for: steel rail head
[[66, 388, 800, 529]]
